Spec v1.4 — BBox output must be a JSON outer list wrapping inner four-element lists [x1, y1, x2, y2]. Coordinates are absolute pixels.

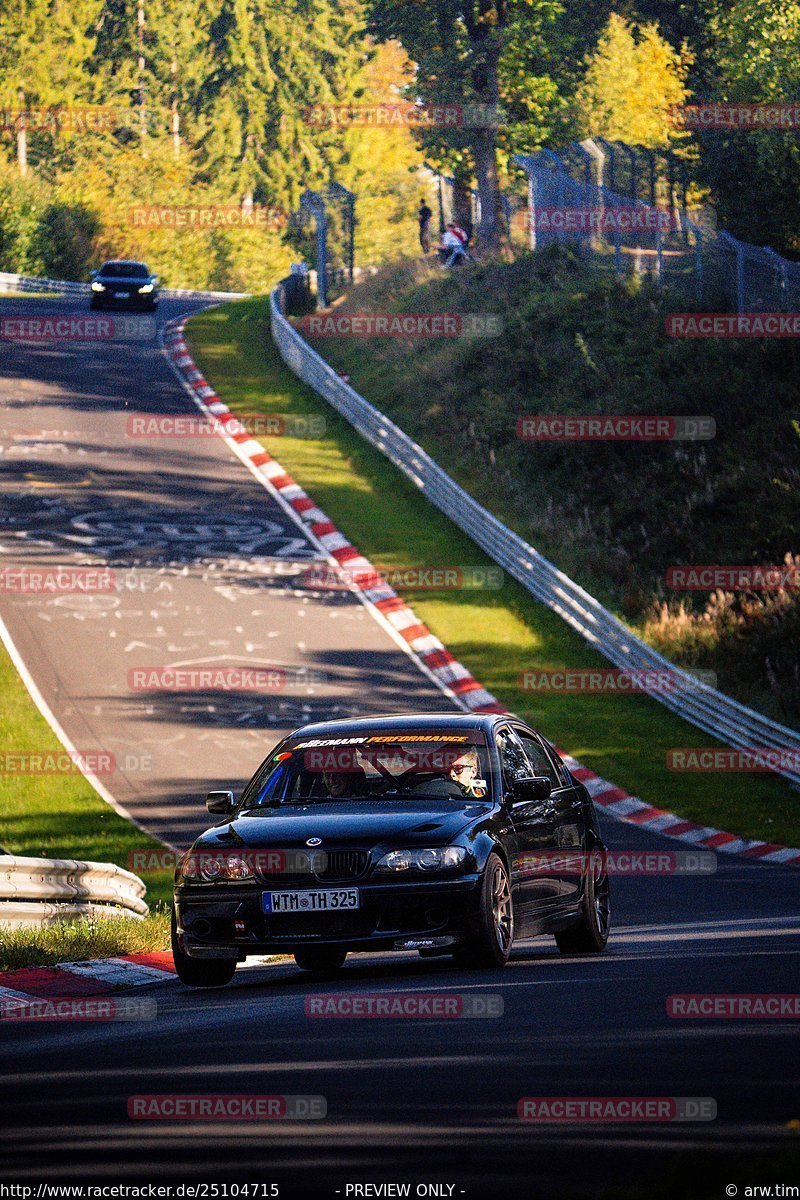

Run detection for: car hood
[[195, 799, 490, 851]]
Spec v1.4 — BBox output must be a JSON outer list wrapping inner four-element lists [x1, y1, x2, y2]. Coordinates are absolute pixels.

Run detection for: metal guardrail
[[0, 854, 148, 927], [271, 281, 800, 790], [0, 270, 246, 301]]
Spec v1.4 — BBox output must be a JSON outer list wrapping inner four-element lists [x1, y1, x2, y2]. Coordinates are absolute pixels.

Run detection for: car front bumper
[[174, 875, 483, 959], [92, 291, 157, 306]]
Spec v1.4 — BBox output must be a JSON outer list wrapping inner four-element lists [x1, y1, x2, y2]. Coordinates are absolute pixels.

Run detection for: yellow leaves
[[576, 14, 691, 149]]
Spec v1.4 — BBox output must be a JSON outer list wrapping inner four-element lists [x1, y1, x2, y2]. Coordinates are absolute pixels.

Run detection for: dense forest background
[[0, 0, 797, 289]]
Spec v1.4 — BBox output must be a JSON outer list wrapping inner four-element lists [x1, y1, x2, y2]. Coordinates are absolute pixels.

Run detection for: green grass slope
[[185, 298, 799, 847]]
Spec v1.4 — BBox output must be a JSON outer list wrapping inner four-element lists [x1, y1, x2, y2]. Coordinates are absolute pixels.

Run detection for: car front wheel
[[454, 852, 514, 969], [171, 906, 237, 987], [555, 849, 610, 954]]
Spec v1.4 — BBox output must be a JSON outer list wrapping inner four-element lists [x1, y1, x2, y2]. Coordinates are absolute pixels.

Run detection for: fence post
[[642, 146, 657, 208], [300, 189, 328, 310], [718, 232, 745, 313], [693, 223, 704, 305], [579, 138, 605, 192], [764, 247, 788, 311], [621, 143, 637, 200], [527, 172, 536, 251]]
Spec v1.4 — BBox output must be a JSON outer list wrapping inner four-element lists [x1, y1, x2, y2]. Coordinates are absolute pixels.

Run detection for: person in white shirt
[[438, 223, 470, 267]]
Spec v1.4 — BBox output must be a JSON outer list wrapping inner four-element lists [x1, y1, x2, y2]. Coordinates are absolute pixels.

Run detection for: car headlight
[[178, 850, 254, 882], [138, 283, 154, 293], [374, 846, 468, 874], [91, 281, 106, 291]]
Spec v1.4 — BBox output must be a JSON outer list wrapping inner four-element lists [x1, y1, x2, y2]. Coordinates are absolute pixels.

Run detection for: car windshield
[[240, 731, 492, 809], [99, 262, 149, 279]]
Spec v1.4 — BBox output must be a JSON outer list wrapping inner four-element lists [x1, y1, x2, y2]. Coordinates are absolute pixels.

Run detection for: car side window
[[544, 741, 573, 788], [515, 730, 561, 788], [496, 727, 533, 790]]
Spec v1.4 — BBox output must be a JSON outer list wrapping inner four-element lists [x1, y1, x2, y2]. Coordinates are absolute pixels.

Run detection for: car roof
[[290, 712, 507, 739], [100, 260, 149, 269]]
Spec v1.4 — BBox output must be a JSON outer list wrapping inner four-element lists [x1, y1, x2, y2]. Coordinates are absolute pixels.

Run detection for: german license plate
[[263, 888, 359, 913]]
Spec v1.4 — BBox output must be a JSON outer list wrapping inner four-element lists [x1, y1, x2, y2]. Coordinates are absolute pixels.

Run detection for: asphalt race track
[[0, 295, 451, 845], [0, 295, 798, 1198]]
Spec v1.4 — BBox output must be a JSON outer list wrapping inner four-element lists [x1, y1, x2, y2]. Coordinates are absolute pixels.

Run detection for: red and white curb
[[160, 317, 800, 869], [0, 953, 175, 1003]]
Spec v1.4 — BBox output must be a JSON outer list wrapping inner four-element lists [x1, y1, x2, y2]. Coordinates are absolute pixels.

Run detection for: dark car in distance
[[171, 713, 611, 987], [89, 260, 159, 310]]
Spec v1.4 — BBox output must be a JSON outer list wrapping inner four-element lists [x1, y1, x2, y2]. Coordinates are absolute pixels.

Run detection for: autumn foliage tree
[[575, 13, 691, 148]]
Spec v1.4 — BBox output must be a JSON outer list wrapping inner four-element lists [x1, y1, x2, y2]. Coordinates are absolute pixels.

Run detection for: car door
[[495, 725, 560, 925], [513, 726, 584, 902]]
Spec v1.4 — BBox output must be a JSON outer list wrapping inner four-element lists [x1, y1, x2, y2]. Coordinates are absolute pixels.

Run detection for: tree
[[340, 39, 427, 261], [367, 0, 563, 249], [138, 0, 216, 155], [575, 13, 691, 148], [0, 0, 99, 173], [696, 0, 800, 253], [194, 0, 366, 211]]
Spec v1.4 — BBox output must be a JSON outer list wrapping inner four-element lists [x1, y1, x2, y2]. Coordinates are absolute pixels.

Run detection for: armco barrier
[[0, 270, 246, 302], [0, 854, 148, 927], [270, 281, 800, 791]]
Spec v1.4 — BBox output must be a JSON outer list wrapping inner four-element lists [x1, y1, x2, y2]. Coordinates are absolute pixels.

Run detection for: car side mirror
[[206, 790, 235, 815], [511, 775, 552, 804]]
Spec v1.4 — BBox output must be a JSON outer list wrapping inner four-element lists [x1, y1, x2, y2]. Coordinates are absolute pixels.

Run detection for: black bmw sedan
[[89, 260, 159, 310], [171, 713, 611, 987]]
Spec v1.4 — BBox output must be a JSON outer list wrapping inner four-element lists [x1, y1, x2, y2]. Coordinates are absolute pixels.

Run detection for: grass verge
[[0, 637, 174, 920], [185, 297, 799, 848], [0, 912, 170, 972], [304, 253, 800, 729]]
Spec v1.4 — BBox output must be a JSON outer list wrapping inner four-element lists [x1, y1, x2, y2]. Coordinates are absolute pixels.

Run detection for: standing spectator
[[418, 198, 433, 253]]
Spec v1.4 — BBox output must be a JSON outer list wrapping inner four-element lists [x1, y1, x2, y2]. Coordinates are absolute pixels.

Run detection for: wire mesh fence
[[514, 138, 800, 313]]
